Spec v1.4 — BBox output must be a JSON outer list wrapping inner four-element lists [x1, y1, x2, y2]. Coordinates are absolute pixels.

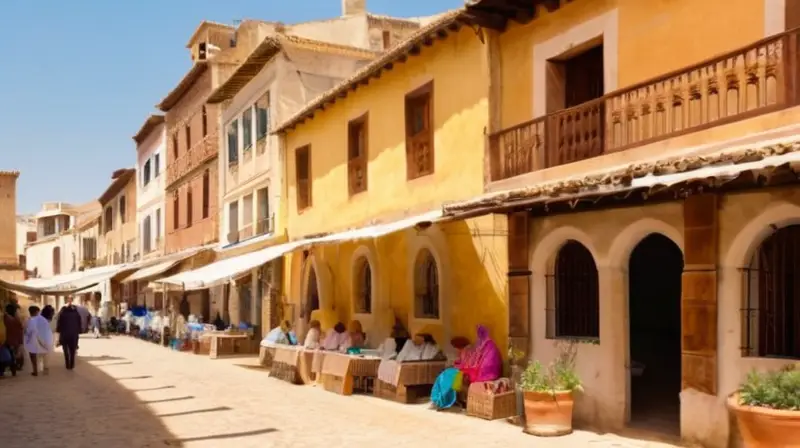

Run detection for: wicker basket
[[259, 346, 276, 368], [466, 386, 518, 420]]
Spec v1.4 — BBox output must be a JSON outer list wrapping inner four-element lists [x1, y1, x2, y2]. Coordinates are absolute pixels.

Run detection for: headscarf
[[460, 325, 502, 383]]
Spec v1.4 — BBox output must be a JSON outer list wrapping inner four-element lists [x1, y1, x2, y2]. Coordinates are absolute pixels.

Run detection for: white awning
[[121, 246, 210, 283], [2, 264, 130, 297], [154, 209, 445, 291]]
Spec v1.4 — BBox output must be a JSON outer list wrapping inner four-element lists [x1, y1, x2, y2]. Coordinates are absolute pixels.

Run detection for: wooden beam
[[541, 0, 561, 13], [462, 11, 507, 30]]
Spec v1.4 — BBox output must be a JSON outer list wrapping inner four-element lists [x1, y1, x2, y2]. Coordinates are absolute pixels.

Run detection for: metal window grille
[[415, 251, 440, 319], [546, 240, 600, 340]]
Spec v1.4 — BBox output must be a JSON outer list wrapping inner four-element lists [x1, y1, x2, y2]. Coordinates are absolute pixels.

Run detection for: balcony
[[167, 132, 218, 187], [490, 30, 799, 182]]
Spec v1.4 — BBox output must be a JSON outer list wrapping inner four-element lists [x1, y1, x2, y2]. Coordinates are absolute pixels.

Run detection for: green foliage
[[739, 365, 800, 411], [519, 341, 583, 394]]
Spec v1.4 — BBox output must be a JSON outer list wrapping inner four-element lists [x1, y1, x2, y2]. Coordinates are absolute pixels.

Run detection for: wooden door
[[565, 45, 605, 108], [681, 194, 718, 395]]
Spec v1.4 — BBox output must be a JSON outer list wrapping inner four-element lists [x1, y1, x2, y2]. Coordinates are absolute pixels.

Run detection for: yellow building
[[274, 12, 509, 354], [444, 0, 800, 446]]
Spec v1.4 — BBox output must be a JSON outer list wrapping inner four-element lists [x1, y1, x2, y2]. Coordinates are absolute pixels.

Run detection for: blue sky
[[0, 0, 462, 214]]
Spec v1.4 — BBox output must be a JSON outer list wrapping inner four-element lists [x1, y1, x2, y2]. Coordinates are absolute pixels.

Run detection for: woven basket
[[259, 346, 276, 367], [466, 388, 518, 420], [397, 360, 447, 386]]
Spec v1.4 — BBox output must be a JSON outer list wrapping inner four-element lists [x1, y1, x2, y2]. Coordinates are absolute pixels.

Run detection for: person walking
[[56, 297, 82, 370], [24, 306, 54, 376], [3, 304, 24, 375]]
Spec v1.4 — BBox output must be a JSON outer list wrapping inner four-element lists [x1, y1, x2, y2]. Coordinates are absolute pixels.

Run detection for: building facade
[[275, 13, 507, 353], [24, 202, 79, 280], [98, 169, 138, 265], [134, 115, 167, 260], [435, 0, 800, 446], [0, 171, 24, 286]]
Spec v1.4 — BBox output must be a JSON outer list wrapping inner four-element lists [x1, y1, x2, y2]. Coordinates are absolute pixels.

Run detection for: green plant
[[739, 365, 800, 410], [519, 341, 582, 394]]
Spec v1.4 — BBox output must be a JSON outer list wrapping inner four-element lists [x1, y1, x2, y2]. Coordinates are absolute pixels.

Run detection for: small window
[[172, 192, 180, 230], [119, 195, 127, 224], [295, 145, 311, 210], [405, 82, 434, 180], [202, 106, 208, 137], [227, 119, 239, 165], [242, 107, 253, 151], [549, 240, 600, 340], [414, 249, 439, 319], [104, 206, 113, 233], [202, 169, 210, 219], [382, 30, 391, 49], [186, 187, 193, 227], [143, 216, 152, 253], [347, 114, 368, 196], [185, 125, 192, 152], [228, 201, 239, 236], [256, 93, 270, 140], [154, 153, 160, 177], [354, 257, 372, 314], [143, 160, 151, 186], [155, 208, 161, 241], [53, 247, 61, 275], [172, 133, 179, 159]]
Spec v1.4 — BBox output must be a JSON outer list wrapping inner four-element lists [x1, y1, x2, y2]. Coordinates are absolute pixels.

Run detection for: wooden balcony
[[490, 29, 800, 182], [167, 132, 219, 187]]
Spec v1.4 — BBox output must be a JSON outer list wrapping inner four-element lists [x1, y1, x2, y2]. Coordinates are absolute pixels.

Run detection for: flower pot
[[522, 390, 574, 437], [728, 393, 800, 447]]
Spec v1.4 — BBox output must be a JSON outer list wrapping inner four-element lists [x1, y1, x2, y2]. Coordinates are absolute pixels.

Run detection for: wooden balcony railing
[[490, 29, 800, 182], [167, 132, 219, 187], [348, 157, 367, 195]]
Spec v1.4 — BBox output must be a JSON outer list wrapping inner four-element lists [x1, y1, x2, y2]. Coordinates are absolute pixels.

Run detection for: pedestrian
[[92, 314, 102, 339], [56, 297, 82, 370], [2, 303, 24, 375], [24, 306, 54, 376]]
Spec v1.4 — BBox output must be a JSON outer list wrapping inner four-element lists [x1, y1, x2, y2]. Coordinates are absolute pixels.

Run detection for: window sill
[[545, 336, 600, 345], [412, 316, 442, 326]]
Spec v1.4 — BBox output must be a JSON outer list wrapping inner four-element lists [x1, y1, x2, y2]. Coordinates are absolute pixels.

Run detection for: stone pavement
[[1, 337, 683, 448]]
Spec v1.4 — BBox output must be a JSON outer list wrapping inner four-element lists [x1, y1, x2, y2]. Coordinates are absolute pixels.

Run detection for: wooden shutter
[[787, 0, 800, 30], [681, 194, 719, 395]]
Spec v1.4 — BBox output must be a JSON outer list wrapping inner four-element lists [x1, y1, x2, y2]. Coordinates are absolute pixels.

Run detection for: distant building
[[0, 171, 24, 292]]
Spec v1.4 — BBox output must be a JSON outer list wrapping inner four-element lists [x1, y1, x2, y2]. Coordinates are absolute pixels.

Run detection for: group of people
[[0, 297, 88, 378], [262, 319, 371, 353]]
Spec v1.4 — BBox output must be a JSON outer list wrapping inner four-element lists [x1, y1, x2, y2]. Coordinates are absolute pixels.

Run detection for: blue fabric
[[431, 367, 459, 409], [0, 345, 12, 364]]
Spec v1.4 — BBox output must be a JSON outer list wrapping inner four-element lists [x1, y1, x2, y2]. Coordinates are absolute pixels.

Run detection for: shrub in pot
[[728, 364, 800, 447], [519, 341, 582, 436]]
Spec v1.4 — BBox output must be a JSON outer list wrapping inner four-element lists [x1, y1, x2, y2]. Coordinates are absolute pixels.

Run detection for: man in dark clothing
[[56, 297, 82, 370], [3, 303, 24, 372]]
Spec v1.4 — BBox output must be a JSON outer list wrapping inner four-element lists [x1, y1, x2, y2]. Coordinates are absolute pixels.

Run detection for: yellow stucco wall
[[498, 0, 766, 129], [279, 27, 509, 354]]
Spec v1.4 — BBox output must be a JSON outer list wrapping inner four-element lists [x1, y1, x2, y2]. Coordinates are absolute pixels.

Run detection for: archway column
[[597, 262, 628, 430]]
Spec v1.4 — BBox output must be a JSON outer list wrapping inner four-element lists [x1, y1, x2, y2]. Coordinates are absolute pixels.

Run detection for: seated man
[[261, 320, 295, 346], [376, 331, 443, 386]]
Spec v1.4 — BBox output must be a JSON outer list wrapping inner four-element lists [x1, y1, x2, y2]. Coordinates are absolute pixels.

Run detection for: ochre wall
[[0, 174, 18, 265]]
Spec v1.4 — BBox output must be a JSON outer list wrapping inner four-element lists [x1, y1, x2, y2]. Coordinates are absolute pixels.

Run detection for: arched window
[[414, 249, 439, 319], [743, 225, 800, 359], [551, 240, 599, 339], [52, 247, 61, 275], [303, 265, 320, 318], [354, 257, 372, 314]]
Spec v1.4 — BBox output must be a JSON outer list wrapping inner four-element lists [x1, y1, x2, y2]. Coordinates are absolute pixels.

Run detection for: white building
[[133, 115, 167, 261]]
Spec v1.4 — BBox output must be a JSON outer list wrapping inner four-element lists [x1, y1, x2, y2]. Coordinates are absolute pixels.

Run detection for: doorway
[[628, 233, 683, 434]]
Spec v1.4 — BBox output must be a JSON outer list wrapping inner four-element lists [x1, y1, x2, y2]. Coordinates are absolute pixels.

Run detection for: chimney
[[342, 0, 366, 16]]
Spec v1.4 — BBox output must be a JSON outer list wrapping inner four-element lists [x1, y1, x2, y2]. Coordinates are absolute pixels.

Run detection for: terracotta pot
[[522, 390, 574, 437], [728, 394, 800, 448]]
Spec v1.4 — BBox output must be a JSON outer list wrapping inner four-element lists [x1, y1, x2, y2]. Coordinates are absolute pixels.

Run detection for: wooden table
[[319, 352, 381, 396], [205, 333, 250, 359]]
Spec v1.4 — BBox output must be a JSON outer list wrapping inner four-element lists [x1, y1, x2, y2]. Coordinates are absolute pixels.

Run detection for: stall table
[[320, 352, 381, 396]]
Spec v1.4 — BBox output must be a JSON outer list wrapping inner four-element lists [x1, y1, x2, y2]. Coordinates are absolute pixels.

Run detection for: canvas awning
[[155, 210, 445, 291], [121, 246, 211, 283], [0, 264, 131, 297]]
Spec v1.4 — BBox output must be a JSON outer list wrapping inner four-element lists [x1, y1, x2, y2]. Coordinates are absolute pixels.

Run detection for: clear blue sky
[[0, 0, 462, 214]]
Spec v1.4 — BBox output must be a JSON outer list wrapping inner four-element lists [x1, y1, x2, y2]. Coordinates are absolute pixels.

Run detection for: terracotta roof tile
[[132, 114, 165, 144], [156, 61, 208, 112]]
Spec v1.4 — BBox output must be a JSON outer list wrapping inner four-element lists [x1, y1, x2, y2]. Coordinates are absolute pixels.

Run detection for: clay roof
[[207, 34, 380, 104], [0, 170, 20, 178], [185, 20, 235, 48], [443, 141, 800, 218], [273, 9, 471, 133], [132, 114, 165, 144], [156, 61, 208, 112], [98, 169, 135, 205]]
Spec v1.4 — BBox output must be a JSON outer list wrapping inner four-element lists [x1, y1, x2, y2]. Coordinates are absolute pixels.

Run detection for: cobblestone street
[[1, 337, 682, 448]]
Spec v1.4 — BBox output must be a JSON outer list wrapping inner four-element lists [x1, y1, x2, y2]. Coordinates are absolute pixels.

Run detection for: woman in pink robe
[[459, 325, 501, 384]]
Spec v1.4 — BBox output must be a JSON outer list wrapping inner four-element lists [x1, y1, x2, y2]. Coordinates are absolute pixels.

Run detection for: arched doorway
[[628, 233, 683, 433], [303, 265, 320, 319]]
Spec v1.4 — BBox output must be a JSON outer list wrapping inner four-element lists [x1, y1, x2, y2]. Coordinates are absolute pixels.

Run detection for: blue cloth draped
[[431, 367, 460, 409]]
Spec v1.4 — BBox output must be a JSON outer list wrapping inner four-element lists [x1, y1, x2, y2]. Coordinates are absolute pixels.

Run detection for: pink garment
[[459, 325, 501, 383], [321, 330, 347, 351]]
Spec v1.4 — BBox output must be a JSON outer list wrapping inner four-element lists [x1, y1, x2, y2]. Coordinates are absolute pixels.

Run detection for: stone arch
[[607, 218, 684, 270], [300, 252, 333, 319], [724, 202, 800, 268], [530, 225, 600, 273], [350, 244, 379, 316]]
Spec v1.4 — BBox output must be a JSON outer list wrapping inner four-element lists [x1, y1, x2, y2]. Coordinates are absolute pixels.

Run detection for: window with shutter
[[404, 82, 434, 180], [295, 145, 311, 210], [347, 113, 368, 196]]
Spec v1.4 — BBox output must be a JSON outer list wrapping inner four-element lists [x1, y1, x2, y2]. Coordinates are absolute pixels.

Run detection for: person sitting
[[378, 318, 409, 359], [430, 325, 502, 410], [343, 320, 366, 351], [376, 330, 443, 386], [303, 320, 321, 349], [262, 320, 294, 346], [213, 313, 226, 331], [320, 322, 347, 351]]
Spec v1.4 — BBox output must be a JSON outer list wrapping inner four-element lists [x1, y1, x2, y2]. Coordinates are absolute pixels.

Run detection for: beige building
[[0, 171, 24, 289], [15, 215, 35, 261], [134, 115, 167, 260], [98, 169, 138, 265], [25, 202, 80, 279]]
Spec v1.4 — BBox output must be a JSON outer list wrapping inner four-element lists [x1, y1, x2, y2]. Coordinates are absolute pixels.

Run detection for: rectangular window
[[143, 216, 152, 253], [104, 206, 113, 233], [242, 107, 253, 152], [404, 82, 434, 180], [155, 208, 161, 241], [119, 195, 127, 224], [228, 201, 239, 237], [185, 125, 192, 152], [347, 113, 368, 196], [143, 160, 151, 186], [154, 153, 160, 177], [202, 169, 210, 219], [242, 194, 253, 227], [382, 30, 391, 49], [295, 145, 311, 210], [173, 193, 179, 230], [256, 93, 270, 141], [227, 119, 239, 164], [202, 106, 208, 137], [172, 133, 178, 159], [256, 187, 270, 235], [186, 187, 193, 227]]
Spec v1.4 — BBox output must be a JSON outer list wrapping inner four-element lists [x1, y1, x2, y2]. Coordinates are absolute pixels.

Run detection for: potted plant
[[519, 341, 582, 436], [728, 364, 800, 447]]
